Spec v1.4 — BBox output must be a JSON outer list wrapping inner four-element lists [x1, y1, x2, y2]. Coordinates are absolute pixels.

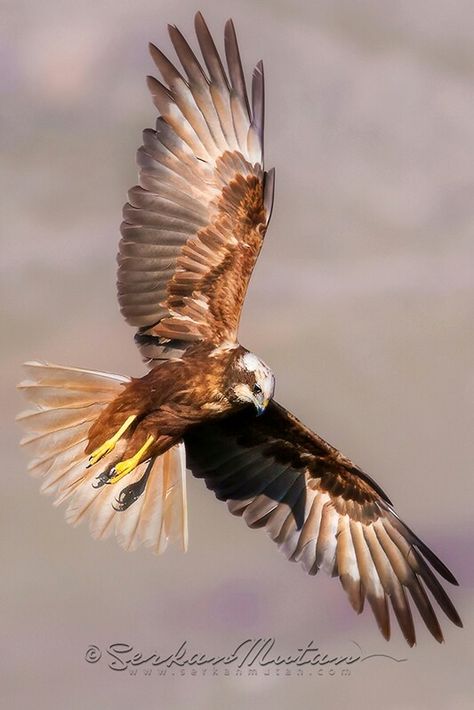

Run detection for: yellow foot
[[107, 435, 155, 485], [87, 415, 137, 468]]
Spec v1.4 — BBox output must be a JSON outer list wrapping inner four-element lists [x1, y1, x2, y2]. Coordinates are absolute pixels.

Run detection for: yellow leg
[[87, 415, 137, 468], [107, 435, 155, 485]]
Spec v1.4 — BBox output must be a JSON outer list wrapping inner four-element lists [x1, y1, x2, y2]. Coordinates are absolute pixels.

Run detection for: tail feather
[[20, 361, 127, 391], [17, 403, 105, 434], [134, 444, 188, 554], [18, 361, 188, 554], [18, 384, 113, 409], [22, 423, 92, 465]]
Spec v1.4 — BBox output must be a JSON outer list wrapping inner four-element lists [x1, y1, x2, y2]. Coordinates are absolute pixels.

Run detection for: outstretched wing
[[118, 13, 275, 363], [184, 401, 462, 646]]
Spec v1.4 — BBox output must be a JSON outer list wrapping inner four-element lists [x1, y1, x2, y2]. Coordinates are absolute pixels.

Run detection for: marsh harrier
[[18, 13, 462, 646]]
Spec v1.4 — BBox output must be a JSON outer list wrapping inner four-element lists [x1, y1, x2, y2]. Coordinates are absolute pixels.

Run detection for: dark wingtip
[[167, 23, 181, 41], [224, 18, 235, 32], [449, 572, 460, 587], [224, 20, 235, 51], [429, 621, 445, 645], [146, 75, 159, 93], [388, 510, 461, 586], [413, 539, 460, 586], [194, 10, 206, 30], [397, 613, 416, 648], [380, 624, 391, 642]]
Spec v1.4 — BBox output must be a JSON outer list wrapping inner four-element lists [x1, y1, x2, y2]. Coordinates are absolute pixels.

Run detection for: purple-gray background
[[2, 0, 473, 707]]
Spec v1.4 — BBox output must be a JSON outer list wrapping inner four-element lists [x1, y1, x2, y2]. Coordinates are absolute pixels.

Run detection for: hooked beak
[[254, 396, 269, 416]]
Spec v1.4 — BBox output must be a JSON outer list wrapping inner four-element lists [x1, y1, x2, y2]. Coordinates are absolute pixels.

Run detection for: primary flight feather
[[18, 12, 462, 646]]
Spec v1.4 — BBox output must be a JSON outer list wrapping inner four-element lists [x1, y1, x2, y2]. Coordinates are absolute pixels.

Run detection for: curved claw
[[92, 470, 113, 488], [112, 460, 154, 511], [112, 484, 142, 511]]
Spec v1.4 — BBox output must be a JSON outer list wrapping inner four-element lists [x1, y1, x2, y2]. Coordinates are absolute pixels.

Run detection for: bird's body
[[18, 12, 462, 646], [86, 343, 271, 460]]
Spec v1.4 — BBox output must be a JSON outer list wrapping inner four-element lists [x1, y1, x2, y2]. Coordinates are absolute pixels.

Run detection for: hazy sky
[[2, 1, 473, 708]]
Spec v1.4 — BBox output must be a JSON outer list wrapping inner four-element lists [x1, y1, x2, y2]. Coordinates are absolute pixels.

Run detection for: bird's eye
[[253, 383, 262, 395]]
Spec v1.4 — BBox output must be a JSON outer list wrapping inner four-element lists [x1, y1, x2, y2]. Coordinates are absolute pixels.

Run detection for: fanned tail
[[17, 362, 188, 553]]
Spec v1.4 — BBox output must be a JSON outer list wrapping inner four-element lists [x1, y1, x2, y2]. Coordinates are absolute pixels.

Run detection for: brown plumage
[[18, 13, 461, 646], [85, 343, 264, 459]]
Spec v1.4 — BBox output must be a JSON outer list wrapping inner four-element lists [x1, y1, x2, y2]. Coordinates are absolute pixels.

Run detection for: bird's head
[[227, 351, 275, 415]]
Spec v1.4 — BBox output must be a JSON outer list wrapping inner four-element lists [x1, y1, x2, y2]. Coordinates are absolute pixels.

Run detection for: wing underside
[[184, 401, 462, 645], [118, 13, 275, 363]]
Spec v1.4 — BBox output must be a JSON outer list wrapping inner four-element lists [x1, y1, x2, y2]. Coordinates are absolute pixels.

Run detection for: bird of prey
[[18, 12, 462, 646]]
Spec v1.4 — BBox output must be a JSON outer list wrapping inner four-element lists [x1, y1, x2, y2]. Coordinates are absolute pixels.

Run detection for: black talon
[[112, 480, 143, 511], [92, 469, 114, 489], [112, 460, 153, 511]]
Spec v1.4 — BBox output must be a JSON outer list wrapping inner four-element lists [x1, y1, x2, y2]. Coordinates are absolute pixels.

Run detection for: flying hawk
[[18, 12, 462, 646]]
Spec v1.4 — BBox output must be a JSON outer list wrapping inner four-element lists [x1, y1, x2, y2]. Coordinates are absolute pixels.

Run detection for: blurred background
[[1, 0, 473, 707]]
